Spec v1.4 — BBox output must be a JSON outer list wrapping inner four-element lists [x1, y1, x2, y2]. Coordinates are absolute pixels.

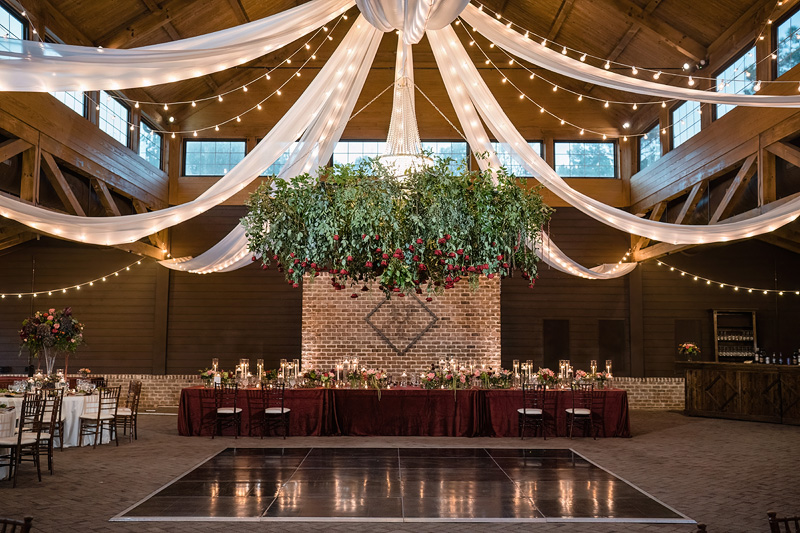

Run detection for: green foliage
[[242, 157, 553, 298]]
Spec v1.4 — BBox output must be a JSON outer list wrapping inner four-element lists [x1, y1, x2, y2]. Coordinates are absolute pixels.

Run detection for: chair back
[[214, 382, 238, 410], [98, 386, 121, 419], [768, 511, 800, 533], [570, 382, 593, 410], [267, 382, 286, 411], [521, 383, 545, 411], [41, 388, 64, 433], [0, 407, 15, 438], [245, 387, 267, 412], [0, 516, 33, 533], [124, 380, 143, 414], [18, 392, 44, 442], [90, 377, 107, 388]]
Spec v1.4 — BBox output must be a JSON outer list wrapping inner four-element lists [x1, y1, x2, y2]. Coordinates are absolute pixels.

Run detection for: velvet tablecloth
[[178, 387, 630, 438]]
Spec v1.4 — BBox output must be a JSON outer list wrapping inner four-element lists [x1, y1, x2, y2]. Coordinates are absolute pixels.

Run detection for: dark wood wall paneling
[[166, 206, 302, 373]]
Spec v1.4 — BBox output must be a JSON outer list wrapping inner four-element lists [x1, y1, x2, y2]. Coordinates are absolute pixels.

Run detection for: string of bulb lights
[[81, 16, 346, 137], [470, 0, 800, 89], [0, 259, 148, 300], [456, 21, 690, 140], [656, 260, 799, 295]]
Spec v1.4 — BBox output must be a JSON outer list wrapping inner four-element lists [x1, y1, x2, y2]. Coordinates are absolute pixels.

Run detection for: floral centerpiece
[[19, 307, 84, 375], [346, 368, 364, 388], [421, 370, 440, 389], [78, 368, 91, 378], [594, 371, 612, 389], [198, 368, 215, 387], [535, 367, 558, 388], [678, 342, 701, 361], [489, 368, 513, 389], [574, 369, 590, 384], [302, 369, 336, 388]]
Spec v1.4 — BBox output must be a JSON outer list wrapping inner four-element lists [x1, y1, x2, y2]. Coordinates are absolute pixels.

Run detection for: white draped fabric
[[461, 4, 800, 107], [356, 0, 469, 44], [161, 19, 382, 274], [427, 26, 800, 245], [0, 0, 353, 91], [428, 31, 636, 279], [0, 17, 383, 246]]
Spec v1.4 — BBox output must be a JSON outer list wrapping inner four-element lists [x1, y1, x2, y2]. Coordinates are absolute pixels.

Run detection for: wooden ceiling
[[19, 0, 783, 138]]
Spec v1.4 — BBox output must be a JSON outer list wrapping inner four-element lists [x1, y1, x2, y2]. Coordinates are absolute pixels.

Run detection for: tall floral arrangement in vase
[[19, 307, 84, 375]]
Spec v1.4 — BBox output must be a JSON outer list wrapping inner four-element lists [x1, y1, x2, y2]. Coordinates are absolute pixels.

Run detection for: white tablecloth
[[3, 394, 112, 448], [0, 408, 15, 480]]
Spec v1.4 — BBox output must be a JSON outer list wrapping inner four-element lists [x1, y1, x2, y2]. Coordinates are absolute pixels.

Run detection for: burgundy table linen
[[178, 386, 631, 438], [484, 389, 631, 438]]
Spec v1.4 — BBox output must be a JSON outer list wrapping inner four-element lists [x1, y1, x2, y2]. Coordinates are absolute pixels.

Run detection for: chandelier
[[379, 36, 432, 176]]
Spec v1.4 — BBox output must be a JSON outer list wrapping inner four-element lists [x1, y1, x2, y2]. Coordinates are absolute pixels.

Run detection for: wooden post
[[167, 131, 181, 205], [658, 104, 670, 155], [758, 135, 776, 206], [628, 267, 645, 377], [20, 134, 41, 204], [151, 266, 170, 374]]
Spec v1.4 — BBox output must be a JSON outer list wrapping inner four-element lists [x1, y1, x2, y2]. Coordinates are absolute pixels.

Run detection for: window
[[671, 101, 702, 148], [421, 141, 469, 173], [98, 91, 130, 146], [332, 141, 386, 166], [261, 142, 299, 176], [0, 3, 25, 39], [139, 121, 162, 169], [716, 47, 756, 119], [184, 140, 246, 176], [50, 91, 85, 116], [777, 11, 800, 77], [639, 124, 661, 171], [490, 142, 543, 177], [554, 141, 616, 178]]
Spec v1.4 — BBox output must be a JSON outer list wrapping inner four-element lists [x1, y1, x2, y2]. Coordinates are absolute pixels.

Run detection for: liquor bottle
[[778, 352, 784, 365], [793, 351, 799, 365], [766, 352, 772, 365]]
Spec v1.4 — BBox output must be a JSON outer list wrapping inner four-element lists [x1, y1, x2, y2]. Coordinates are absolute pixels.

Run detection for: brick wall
[[301, 273, 501, 376], [103, 374, 201, 410], [613, 377, 685, 410]]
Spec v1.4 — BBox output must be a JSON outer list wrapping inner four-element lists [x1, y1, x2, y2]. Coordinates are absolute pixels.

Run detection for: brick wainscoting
[[301, 273, 502, 375], [612, 377, 685, 410]]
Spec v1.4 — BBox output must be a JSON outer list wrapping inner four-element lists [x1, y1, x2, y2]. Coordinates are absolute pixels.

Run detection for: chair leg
[[568, 414, 574, 439]]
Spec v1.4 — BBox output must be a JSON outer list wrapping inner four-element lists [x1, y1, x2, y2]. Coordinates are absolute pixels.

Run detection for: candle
[[590, 359, 597, 375], [212, 358, 219, 372], [257, 359, 264, 378], [605, 359, 613, 378]]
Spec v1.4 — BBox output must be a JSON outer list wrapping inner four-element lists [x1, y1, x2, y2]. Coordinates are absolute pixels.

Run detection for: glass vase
[[41, 346, 57, 376]]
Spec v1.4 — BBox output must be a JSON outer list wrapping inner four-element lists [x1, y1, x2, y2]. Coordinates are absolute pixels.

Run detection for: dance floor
[[114, 447, 691, 523]]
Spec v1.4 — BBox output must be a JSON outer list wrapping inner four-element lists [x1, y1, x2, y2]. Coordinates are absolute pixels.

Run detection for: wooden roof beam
[[709, 153, 757, 224], [226, 0, 250, 25], [91, 178, 121, 216], [605, 0, 707, 62], [0, 138, 32, 163], [673, 179, 707, 225], [546, 0, 575, 40], [41, 151, 86, 216]]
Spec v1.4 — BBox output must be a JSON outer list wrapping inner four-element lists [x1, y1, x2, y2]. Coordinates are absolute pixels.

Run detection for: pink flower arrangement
[[535, 367, 558, 387]]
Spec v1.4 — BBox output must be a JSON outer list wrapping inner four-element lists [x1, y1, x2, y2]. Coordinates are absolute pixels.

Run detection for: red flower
[[333, 235, 340, 241], [382, 253, 389, 259], [301, 261, 307, 267], [365, 261, 373, 267], [438, 237, 446, 245], [392, 288, 400, 292], [456, 249, 464, 255], [487, 273, 495, 279], [290, 252, 295, 258], [448, 252, 456, 258], [262, 264, 268, 270], [251, 256, 256, 262], [375, 234, 380, 240], [497, 254, 503, 260], [454, 276, 461, 282], [347, 256, 353, 262], [439, 259, 445, 264], [294, 258, 300, 264], [376, 248, 382, 253], [310, 262, 317, 269], [445, 234, 451, 240], [426, 297, 433, 302], [502, 262, 509, 269], [287, 268, 294, 274], [381, 260, 388, 266], [292, 283, 299, 288], [351, 293, 358, 299], [409, 245, 415, 251], [340, 269, 348, 275], [412, 255, 420, 262], [467, 266, 476, 272], [434, 249, 442, 256], [416, 238, 423, 244], [362, 234, 367, 239], [273, 255, 279, 261]]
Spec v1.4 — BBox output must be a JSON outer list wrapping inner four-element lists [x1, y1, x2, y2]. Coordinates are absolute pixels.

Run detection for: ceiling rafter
[[95, 0, 186, 48], [226, 0, 250, 24], [546, 0, 575, 40]]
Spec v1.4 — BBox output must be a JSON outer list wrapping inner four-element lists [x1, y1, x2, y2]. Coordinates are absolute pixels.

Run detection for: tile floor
[[117, 448, 688, 522]]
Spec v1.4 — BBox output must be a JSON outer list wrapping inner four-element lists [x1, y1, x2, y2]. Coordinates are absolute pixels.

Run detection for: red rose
[[376, 248, 382, 253], [290, 252, 295, 258], [288, 268, 294, 274], [273, 255, 279, 261], [382, 253, 389, 259], [310, 262, 317, 269], [497, 255, 503, 260], [434, 250, 442, 256], [333, 235, 340, 241], [340, 269, 348, 275], [375, 235, 380, 240], [502, 262, 509, 268], [362, 234, 367, 239], [487, 273, 495, 279], [292, 283, 299, 288], [392, 288, 400, 292], [381, 260, 388, 266], [416, 238, 423, 244], [347, 256, 353, 262], [455, 276, 461, 282], [294, 258, 300, 264], [438, 238, 446, 245], [426, 297, 433, 302], [365, 261, 373, 267], [464, 254, 470, 260], [456, 249, 464, 255], [448, 252, 456, 258], [491, 241, 496, 246], [439, 259, 445, 264], [412, 255, 420, 262], [445, 234, 451, 240], [350, 293, 358, 299], [251, 256, 256, 262], [261, 264, 268, 270], [301, 261, 307, 267], [467, 266, 476, 272]]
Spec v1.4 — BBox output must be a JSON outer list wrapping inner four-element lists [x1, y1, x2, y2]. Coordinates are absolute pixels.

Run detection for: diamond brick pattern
[[365, 296, 438, 355]]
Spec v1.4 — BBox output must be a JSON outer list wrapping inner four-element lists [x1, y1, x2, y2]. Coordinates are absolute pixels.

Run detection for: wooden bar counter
[[676, 361, 800, 425]]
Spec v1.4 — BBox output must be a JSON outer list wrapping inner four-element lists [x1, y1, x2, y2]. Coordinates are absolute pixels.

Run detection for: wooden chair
[[0, 516, 33, 532], [90, 377, 107, 388], [79, 386, 120, 448], [116, 380, 142, 442], [519, 383, 546, 440], [213, 383, 241, 438], [0, 393, 43, 488], [694, 525, 707, 532], [264, 382, 290, 439], [566, 383, 596, 439], [769, 511, 800, 533], [37, 389, 63, 474], [245, 387, 268, 438]]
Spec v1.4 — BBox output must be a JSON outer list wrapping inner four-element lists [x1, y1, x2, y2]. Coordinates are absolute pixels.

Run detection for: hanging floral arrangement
[[242, 156, 553, 297]]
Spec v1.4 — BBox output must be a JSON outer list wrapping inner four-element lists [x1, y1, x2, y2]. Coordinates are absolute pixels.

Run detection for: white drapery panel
[[0, 17, 383, 247], [160, 21, 382, 274], [427, 26, 800, 245], [429, 32, 636, 280], [461, 5, 800, 107], [0, 0, 353, 91], [356, 0, 469, 44]]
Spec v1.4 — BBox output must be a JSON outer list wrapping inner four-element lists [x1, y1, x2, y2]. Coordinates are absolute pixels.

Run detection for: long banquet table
[[178, 386, 631, 438]]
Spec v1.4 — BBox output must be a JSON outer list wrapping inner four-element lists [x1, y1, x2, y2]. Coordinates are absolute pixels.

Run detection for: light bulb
[[604, 61, 610, 70], [286, 59, 291, 64], [580, 54, 586, 62], [602, 134, 607, 140], [632, 67, 638, 75], [191, 101, 196, 107], [193, 131, 197, 136], [661, 101, 667, 108], [579, 129, 584, 135], [552, 85, 558, 92], [169, 116, 174, 122], [134, 102, 139, 108], [562, 47, 568, 55], [215, 125, 219, 131], [541, 38, 547, 46], [560, 119, 565, 125], [688, 76, 695, 86], [218, 95, 223, 102], [236, 116, 241, 122], [604, 101, 609, 108], [243, 86, 248, 92], [578, 95, 583, 101], [653, 71, 661, 80], [632, 103, 638, 110]]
